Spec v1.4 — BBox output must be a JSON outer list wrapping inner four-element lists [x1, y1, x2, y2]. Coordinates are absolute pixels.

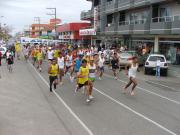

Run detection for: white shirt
[[88, 64, 96, 78], [128, 64, 138, 78], [58, 57, 65, 69], [98, 57, 105, 67], [47, 50, 54, 60], [156, 60, 161, 66], [66, 55, 73, 66]]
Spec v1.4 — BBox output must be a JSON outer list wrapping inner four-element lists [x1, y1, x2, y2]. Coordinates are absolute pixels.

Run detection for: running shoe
[[74, 85, 79, 93], [89, 95, 94, 100], [130, 91, 135, 96], [99, 77, 102, 80], [86, 98, 91, 103]]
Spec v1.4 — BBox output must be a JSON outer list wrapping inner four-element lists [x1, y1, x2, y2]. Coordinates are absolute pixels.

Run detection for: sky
[[0, 0, 91, 35]]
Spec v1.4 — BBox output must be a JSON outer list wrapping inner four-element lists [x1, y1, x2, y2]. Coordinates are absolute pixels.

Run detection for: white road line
[[29, 63, 94, 135], [93, 87, 177, 135], [104, 74, 180, 106], [145, 80, 178, 91]]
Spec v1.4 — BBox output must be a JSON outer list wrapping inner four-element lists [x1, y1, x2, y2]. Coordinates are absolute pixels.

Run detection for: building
[[57, 22, 91, 44], [30, 19, 61, 39], [81, 0, 180, 64]]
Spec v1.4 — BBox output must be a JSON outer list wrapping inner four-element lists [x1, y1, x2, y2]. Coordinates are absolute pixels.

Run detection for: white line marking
[[104, 74, 180, 105], [146, 80, 178, 91], [29, 62, 94, 135], [93, 87, 177, 135]]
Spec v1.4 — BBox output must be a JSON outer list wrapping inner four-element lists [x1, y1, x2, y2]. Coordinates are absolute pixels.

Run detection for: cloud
[[0, 0, 91, 34]]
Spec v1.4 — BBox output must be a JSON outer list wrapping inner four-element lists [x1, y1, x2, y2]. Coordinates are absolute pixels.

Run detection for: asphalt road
[[0, 58, 180, 135]]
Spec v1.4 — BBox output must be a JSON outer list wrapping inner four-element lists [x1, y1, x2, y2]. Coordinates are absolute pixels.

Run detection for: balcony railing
[[119, 19, 147, 26]]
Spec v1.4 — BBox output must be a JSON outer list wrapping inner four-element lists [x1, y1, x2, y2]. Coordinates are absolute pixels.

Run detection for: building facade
[[81, 0, 180, 64], [57, 22, 91, 44]]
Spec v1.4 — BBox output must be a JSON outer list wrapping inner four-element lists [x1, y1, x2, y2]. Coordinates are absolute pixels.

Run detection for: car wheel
[[163, 69, 168, 76], [144, 67, 148, 75]]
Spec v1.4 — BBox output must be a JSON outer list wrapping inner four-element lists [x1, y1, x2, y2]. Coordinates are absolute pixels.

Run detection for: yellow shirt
[[15, 43, 21, 52], [37, 51, 43, 60], [49, 64, 58, 77], [54, 50, 59, 58], [78, 66, 89, 84]]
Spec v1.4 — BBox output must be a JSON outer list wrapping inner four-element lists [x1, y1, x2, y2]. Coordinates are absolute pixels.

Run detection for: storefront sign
[[79, 29, 96, 36], [94, 7, 98, 31]]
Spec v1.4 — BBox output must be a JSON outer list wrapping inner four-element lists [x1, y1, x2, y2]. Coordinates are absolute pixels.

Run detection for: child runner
[[124, 57, 139, 96], [48, 59, 59, 92], [7, 54, 14, 73], [57, 52, 65, 85]]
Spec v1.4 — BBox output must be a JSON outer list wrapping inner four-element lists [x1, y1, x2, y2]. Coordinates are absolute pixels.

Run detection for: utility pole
[[34, 17, 41, 38], [46, 8, 57, 40]]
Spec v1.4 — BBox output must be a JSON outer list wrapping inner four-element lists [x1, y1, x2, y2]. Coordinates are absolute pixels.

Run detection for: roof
[[57, 22, 90, 32]]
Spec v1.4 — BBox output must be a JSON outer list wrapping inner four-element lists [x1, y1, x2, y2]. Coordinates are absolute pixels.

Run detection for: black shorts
[[112, 66, 119, 70], [78, 81, 89, 88], [49, 76, 58, 82]]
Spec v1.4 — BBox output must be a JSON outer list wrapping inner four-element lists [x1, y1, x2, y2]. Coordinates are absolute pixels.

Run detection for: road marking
[[145, 80, 179, 91], [29, 62, 94, 135], [93, 87, 177, 135], [104, 73, 180, 106]]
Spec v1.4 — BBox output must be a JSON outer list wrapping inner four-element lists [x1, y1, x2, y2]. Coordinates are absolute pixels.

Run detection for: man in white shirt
[[47, 47, 54, 61], [98, 53, 105, 80], [156, 57, 161, 78]]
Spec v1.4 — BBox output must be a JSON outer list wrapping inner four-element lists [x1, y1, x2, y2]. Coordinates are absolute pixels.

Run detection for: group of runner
[[21, 44, 139, 102]]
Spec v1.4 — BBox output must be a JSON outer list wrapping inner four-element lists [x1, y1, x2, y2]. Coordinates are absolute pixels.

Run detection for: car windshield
[[0, 48, 5, 51], [149, 56, 165, 62], [120, 53, 132, 57]]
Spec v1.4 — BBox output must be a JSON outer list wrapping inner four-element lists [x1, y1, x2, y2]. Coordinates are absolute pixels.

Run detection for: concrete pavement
[[0, 58, 180, 135]]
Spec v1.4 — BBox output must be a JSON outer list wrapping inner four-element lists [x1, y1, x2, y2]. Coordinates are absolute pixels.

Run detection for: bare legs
[[124, 77, 137, 95]]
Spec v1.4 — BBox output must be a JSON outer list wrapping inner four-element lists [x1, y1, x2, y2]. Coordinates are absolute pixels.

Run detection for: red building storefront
[[57, 22, 91, 44]]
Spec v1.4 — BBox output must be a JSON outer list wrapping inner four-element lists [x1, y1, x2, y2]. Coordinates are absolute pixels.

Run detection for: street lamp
[[46, 8, 57, 40]]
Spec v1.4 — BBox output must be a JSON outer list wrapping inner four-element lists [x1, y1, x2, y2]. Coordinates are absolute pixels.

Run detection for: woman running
[[98, 53, 105, 80], [48, 59, 59, 92], [124, 57, 139, 96]]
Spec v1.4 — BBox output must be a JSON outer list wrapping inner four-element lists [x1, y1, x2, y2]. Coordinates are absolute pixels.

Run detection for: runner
[[57, 52, 65, 85], [47, 47, 54, 62], [65, 51, 74, 82], [37, 47, 43, 72], [75, 59, 92, 103], [74, 55, 82, 77], [88, 57, 96, 100], [124, 57, 139, 96], [31, 47, 37, 66], [111, 52, 120, 80], [98, 53, 105, 80], [48, 59, 59, 92], [7, 53, 14, 73], [23, 45, 29, 62]]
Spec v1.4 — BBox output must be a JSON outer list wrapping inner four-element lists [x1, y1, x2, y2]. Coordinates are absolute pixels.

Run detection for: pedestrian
[[65, 51, 74, 82], [88, 57, 96, 100], [98, 53, 105, 80], [57, 52, 65, 85], [7, 54, 14, 73], [0, 51, 2, 66], [37, 48, 43, 72], [111, 53, 120, 80], [124, 57, 139, 96], [48, 59, 59, 92], [156, 57, 161, 78], [75, 59, 92, 103], [47, 47, 54, 62]]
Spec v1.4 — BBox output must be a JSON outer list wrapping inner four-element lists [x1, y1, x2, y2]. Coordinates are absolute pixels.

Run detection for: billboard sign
[[79, 29, 96, 36]]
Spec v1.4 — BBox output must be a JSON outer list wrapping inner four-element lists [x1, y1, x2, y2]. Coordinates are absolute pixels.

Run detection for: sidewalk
[[0, 59, 88, 135]]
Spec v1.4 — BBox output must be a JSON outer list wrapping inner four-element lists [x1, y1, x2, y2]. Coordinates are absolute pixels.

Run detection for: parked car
[[144, 54, 168, 76], [0, 47, 7, 58]]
